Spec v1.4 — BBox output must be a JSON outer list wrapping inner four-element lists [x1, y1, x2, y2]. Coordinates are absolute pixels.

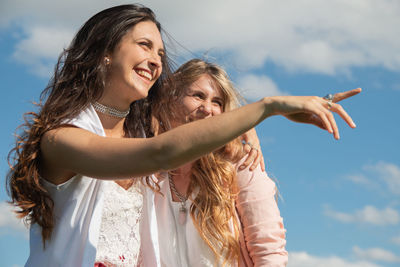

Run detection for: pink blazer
[[235, 163, 288, 267]]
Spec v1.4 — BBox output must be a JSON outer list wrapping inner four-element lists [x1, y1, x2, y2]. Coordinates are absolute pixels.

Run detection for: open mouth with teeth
[[135, 69, 153, 81]]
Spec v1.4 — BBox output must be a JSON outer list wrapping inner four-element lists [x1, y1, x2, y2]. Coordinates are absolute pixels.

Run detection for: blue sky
[[1, 1, 399, 266]]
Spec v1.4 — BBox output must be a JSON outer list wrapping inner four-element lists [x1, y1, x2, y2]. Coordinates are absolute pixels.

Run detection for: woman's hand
[[268, 88, 361, 140], [240, 128, 266, 171]]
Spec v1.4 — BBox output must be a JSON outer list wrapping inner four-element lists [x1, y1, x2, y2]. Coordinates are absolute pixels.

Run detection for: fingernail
[[239, 165, 245, 170]]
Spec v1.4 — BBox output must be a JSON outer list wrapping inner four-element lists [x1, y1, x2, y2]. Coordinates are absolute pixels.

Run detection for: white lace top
[[95, 181, 143, 266]]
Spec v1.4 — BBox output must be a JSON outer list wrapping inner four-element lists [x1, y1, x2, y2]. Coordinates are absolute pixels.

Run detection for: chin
[[139, 91, 149, 99], [131, 87, 150, 101]]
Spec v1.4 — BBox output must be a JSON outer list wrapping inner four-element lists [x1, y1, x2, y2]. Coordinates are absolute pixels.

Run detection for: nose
[[198, 101, 212, 118], [148, 51, 162, 70]]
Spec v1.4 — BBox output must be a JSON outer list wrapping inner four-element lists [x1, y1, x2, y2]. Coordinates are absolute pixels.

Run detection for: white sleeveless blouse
[[25, 105, 160, 267]]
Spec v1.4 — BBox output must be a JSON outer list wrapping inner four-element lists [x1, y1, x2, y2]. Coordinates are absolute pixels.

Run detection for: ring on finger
[[326, 99, 333, 110], [323, 93, 334, 110], [249, 143, 259, 152], [243, 141, 258, 151]]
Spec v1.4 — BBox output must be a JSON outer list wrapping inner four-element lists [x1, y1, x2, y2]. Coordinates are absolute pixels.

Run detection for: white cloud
[[12, 26, 74, 77], [0, 0, 108, 29], [324, 205, 400, 226], [152, 0, 400, 74], [353, 246, 400, 263], [346, 174, 377, 188], [288, 251, 382, 267], [1, 0, 400, 77], [364, 162, 400, 195], [347, 161, 400, 195], [0, 202, 28, 237], [236, 74, 287, 102]]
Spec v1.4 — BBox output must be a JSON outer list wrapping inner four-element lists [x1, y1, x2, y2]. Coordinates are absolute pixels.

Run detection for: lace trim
[[95, 181, 143, 266]]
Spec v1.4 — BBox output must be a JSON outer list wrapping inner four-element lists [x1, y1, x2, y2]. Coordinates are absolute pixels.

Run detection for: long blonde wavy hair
[[152, 59, 246, 265]]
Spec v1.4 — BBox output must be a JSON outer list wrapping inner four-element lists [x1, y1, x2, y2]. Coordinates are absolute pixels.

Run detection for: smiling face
[[102, 20, 164, 108], [174, 74, 224, 127]]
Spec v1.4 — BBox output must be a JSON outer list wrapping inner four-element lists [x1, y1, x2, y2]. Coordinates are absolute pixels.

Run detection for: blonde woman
[[151, 59, 361, 266]]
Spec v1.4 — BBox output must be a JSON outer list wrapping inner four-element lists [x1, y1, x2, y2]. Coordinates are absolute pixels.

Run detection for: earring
[[104, 57, 110, 65]]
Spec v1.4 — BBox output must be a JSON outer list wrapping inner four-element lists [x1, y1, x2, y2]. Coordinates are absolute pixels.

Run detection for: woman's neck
[[170, 162, 193, 202], [96, 112, 126, 138]]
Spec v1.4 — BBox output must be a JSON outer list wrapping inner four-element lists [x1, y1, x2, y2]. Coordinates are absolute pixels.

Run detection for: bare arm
[[41, 92, 359, 183], [41, 98, 271, 183]]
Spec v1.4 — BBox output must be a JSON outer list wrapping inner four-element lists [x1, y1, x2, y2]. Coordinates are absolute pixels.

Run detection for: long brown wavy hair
[[6, 4, 173, 246], [152, 59, 245, 265]]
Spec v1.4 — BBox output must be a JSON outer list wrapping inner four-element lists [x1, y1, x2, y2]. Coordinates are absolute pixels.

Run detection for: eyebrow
[[141, 37, 165, 55], [188, 88, 206, 95]]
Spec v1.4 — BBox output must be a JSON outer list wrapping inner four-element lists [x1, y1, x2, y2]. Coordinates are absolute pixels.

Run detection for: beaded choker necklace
[[93, 102, 130, 118]]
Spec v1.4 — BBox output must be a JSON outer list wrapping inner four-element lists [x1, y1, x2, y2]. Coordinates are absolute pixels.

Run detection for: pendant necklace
[[168, 174, 188, 225]]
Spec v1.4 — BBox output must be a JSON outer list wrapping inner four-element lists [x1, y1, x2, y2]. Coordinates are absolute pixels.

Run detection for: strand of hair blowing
[[6, 4, 172, 247]]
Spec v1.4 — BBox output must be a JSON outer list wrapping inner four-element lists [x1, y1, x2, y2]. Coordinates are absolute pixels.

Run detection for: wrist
[[262, 96, 278, 117]]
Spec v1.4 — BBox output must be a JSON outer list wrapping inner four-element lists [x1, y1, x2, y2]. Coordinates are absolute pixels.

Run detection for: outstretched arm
[[41, 98, 271, 183], [41, 90, 360, 184]]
